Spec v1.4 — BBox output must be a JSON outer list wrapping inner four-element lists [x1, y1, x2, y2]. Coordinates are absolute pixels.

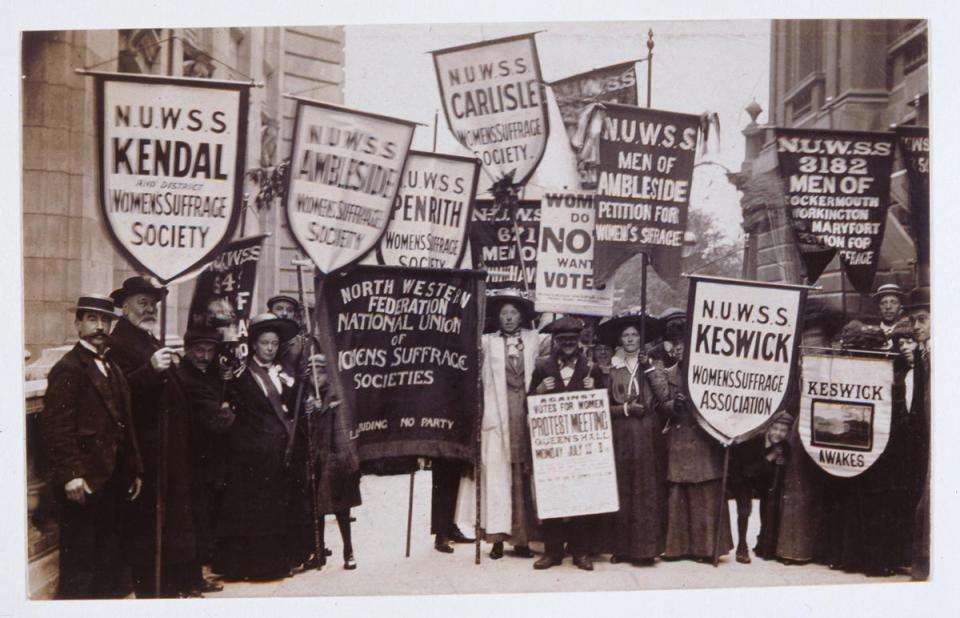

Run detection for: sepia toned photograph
[[12, 3, 942, 613]]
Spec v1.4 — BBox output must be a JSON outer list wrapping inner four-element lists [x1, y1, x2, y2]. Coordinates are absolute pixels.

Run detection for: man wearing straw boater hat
[[872, 283, 906, 347], [38, 294, 143, 599], [108, 276, 199, 597]]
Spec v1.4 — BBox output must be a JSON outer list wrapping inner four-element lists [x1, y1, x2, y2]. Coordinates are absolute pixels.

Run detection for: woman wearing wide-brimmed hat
[[593, 310, 668, 565], [465, 289, 541, 560], [213, 313, 300, 581]]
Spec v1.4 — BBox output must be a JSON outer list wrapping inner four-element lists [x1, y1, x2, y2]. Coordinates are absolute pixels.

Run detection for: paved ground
[[206, 472, 909, 599]]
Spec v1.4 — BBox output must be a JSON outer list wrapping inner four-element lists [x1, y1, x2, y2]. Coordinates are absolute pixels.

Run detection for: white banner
[[526, 389, 618, 519], [98, 75, 248, 283], [285, 100, 416, 274], [799, 352, 893, 478], [432, 33, 550, 186], [535, 191, 615, 316], [683, 276, 805, 442], [376, 151, 479, 268]]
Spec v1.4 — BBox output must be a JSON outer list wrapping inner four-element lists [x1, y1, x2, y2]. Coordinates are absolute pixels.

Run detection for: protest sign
[[187, 234, 266, 362], [896, 126, 930, 272], [526, 389, 618, 519], [96, 73, 249, 283], [593, 104, 700, 286], [535, 191, 615, 316], [775, 128, 896, 293], [376, 151, 480, 268], [683, 276, 806, 443], [432, 33, 550, 186], [315, 265, 483, 463], [469, 198, 539, 291], [551, 61, 638, 189], [284, 99, 416, 274], [799, 351, 893, 478]]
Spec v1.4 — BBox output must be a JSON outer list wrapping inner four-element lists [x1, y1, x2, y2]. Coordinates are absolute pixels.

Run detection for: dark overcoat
[[216, 365, 297, 540], [108, 317, 197, 567], [39, 342, 143, 494]]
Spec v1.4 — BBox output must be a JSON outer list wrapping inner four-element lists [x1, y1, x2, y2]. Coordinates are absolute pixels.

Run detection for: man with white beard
[[108, 276, 200, 597]]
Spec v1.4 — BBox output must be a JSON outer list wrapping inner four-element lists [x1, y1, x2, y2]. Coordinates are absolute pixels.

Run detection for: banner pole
[[154, 289, 168, 597], [712, 444, 731, 567], [405, 469, 415, 558], [640, 252, 647, 401], [646, 29, 654, 108], [475, 275, 486, 565], [508, 187, 530, 293]]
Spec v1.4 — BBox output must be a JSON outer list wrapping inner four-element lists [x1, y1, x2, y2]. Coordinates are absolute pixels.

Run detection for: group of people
[[466, 283, 930, 579], [40, 277, 360, 599], [38, 274, 932, 599]]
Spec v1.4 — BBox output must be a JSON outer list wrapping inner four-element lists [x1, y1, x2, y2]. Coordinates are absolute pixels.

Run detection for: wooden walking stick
[[712, 443, 732, 567], [154, 287, 169, 597]]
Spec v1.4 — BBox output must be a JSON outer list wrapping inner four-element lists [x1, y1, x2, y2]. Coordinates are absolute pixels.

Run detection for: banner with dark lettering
[[315, 265, 483, 463], [774, 128, 896, 293], [284, 99, 416, 274], [96, 73, 249, 283], [376, 151, 480, 268], [551, 61, 638, 189], [593, 104, 700, 286], [432, 33, 550, 186], [799, 351, 893, 477], [187, 234, 266, 362], [469, 198, 539, 291], [535, 190, 615, 316], [526, 389, 618, 518], [683, 276, 806, 443], [896, 126, 929, 275]]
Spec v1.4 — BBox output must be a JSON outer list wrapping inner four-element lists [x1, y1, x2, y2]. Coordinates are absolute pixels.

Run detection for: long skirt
[[213, 534, 290, 580], [664, 480, 733, 559], [595, 416, 664, 559], [484, 463, 540, 545]]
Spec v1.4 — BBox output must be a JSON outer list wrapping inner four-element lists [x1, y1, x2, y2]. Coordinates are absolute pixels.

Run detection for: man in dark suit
[[39, 294, 143, 599], [529, 316, 604, 571], [108, 276, 198, 597]]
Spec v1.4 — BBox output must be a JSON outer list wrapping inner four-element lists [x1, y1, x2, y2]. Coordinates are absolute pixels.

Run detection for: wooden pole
[[712, 445, 731, 567], [475, 276, 486, 565], [646, 29, 654, 109], [154, 290, 168, 597], [405, 469, 416, 558]]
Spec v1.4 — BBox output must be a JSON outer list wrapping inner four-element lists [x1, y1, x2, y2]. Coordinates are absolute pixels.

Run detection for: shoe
[[177, 590, 204, 598], [325, 547, 333, 557], [490, 542, 504, 560], [512, 545, 534, 558], [194, 579, 223, 593], [434, 536, 454, 554], [610, 554, 627, 564], [736, 548, 751, 564], [301, 553, 326, 570], [631, 558, 656, 567], [573, 555, 594, 571], [533, 555, 562, 570], [449, 527, 475, 544], [344, 553, 357, 570]]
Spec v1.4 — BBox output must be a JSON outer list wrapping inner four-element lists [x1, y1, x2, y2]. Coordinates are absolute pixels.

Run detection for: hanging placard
[[377, 151, 480, 268], [896, 126, 929, 271], [798, 351, 894, 478], [535, 190, 615, 316], [774, 128, 896, 292], [284, 99, 416, 274], [432, 33, 550, 186], [683, 276, 806, 443], [96, 73, 250, 283], [469, 198, 540, 291]]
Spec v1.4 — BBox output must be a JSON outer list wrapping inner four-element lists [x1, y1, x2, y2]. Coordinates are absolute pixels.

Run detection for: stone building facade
[[732, 19, 928, 320], [21, 26, 345, 598]]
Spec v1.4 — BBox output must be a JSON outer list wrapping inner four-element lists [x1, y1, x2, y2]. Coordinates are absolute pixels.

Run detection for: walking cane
[[293, 258, 326, 569]]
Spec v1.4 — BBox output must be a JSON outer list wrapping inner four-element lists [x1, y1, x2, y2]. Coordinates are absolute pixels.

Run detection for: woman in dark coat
[[214, 313, 299, 581], [595, 312, 667, 565], [659, 321, 734, 562]]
